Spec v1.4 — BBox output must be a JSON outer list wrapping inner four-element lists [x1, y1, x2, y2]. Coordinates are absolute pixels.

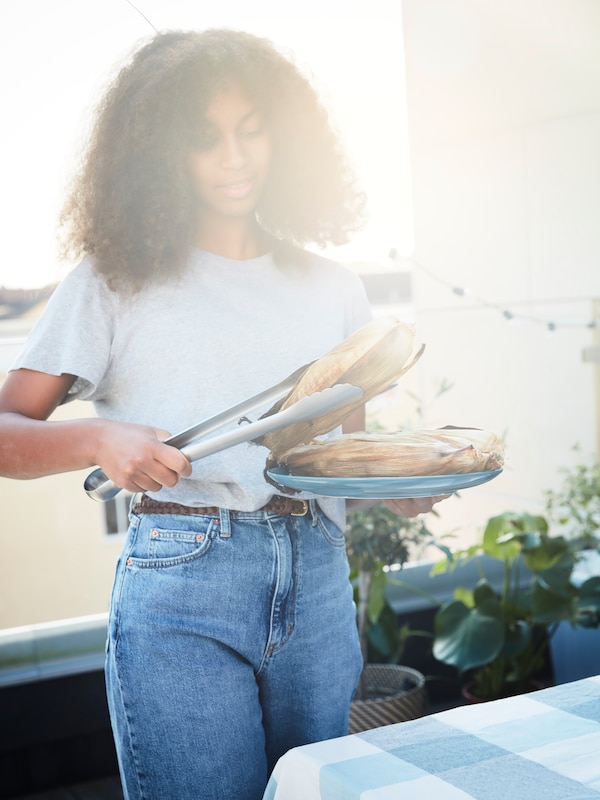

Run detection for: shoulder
[[279, 244, 365, 288], [42, 257, 120, 326], [304, 250, 370, 301], [52, 257, 117, 304], [292, 248, 373, 332], [57, 256, 111, 293], [303, 249, 351, 274]]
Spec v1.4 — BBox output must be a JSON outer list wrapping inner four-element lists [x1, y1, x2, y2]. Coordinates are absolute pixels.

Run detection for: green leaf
[[454, 586, 474, 608], [523, 536, 571, 574], [433, 599, 504, 672], [501, 620, 530, 659], [531, 579, 575, 625], [482, 515, 523, 561], [367, 568, 386, 624], [429, 558, 450, 577], [521, 513, 549, 534], [434, 543, 455, 561], [576, 577, 600, 626], [484, 512, 548, 561], [367, 621, 393, 659], [579, 576, 600, 608], [472, 579, 501, 611]]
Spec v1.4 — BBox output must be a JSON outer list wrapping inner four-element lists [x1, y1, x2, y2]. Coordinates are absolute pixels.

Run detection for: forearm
[[0, 413, 104, 479]]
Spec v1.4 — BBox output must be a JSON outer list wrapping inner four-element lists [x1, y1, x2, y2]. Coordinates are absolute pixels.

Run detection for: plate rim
[[266, 467, 503, 498]]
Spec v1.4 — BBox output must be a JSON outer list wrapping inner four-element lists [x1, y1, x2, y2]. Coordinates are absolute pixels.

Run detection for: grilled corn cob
[[276, 428, 504, 477], [257, 316, 422, 458]]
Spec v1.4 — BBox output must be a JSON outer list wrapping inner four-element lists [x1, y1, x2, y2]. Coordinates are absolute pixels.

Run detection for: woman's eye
[[193, 131, 218, 151], [244, 127, 263, 138]]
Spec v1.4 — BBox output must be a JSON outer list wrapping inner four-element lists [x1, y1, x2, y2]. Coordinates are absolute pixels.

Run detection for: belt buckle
[[292, 500, 309, 516]]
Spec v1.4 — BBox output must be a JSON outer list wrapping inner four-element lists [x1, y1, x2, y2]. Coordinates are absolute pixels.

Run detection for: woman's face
[[188, 83, 272, 223]]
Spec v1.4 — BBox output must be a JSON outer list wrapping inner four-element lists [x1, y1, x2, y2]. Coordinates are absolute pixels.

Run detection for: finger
[[145, 460, 187, 488], [121, 477, 163, 494], [384, 498, 421, 517], [151, 426, 173, 441], [120, 462, 180, 494], [157, 442, 193, 477], [384, 497, 438, 517]]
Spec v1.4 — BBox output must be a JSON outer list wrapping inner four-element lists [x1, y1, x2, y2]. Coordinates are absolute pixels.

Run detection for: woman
[[0, 29, 441, 799]]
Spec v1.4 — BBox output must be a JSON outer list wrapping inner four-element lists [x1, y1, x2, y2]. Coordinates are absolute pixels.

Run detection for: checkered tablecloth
[[263, 676, 600, 799]]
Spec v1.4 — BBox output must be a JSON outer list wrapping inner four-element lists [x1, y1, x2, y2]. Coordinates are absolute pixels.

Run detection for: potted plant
[[545, 451, 600, 549], [429, 511, 600, 701], [544, 454, 600, 683], [345, 503, 432, 731]]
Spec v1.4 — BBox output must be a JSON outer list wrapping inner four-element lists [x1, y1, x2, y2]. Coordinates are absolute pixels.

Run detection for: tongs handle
[[84, 383, 363, 502], [83, 360, 312, 503]]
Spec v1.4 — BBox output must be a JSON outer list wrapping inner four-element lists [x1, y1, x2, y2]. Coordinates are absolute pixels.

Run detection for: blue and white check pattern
[[263, 676, 600, 799]]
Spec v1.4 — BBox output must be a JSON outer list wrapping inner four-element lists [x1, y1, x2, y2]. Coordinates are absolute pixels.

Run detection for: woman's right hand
[[93, 419, 192, 494], [0, 368, 191, 488]]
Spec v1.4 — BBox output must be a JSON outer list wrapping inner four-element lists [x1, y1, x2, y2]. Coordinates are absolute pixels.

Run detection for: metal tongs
[[84, 362, 363, 502]]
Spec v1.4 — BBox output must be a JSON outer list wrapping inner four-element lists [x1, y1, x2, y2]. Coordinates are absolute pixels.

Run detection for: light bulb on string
[[407, 256, 597, 332]]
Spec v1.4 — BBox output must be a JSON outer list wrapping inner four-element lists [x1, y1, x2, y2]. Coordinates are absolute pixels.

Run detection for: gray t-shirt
[[12, 248, 372, 529]]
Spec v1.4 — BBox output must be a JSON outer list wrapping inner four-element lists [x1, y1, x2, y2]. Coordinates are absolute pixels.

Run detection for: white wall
[[400, 0, 600, 544]]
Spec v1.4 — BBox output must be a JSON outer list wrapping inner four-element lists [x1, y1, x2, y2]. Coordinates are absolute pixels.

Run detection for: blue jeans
[[105, 502, 362, 800]]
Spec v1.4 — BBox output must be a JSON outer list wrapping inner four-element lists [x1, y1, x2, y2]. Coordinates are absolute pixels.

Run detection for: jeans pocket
[[315, 513, 346, 547], [127, 516, 218, 569]]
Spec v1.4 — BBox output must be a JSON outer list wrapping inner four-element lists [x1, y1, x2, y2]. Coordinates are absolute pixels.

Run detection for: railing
[[0, 555, 511, 688], [0, 612, 108, 687]]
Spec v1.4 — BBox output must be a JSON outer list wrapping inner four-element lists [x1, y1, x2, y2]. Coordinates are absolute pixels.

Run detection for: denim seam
[[111, 515, 143, 641], [110, 648, 149, 800], [315, 513, 346, 547], [257, 516, 281, 675]]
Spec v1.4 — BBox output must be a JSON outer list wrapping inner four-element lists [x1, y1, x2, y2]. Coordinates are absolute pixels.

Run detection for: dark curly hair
[[59, 28, 367, 291]]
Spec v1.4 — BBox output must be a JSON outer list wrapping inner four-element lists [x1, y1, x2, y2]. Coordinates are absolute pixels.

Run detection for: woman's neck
[[191, 215, 271, 260]]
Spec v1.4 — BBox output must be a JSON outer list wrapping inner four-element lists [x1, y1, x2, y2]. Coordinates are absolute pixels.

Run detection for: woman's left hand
[[383, 495, 451, 518], [341, 409, 451, 518]]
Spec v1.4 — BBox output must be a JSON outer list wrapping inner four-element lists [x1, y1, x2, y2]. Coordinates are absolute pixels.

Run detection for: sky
[[0, 0, 411, 289]]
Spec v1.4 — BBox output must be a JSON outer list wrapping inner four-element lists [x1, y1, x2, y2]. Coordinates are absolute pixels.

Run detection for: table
[[263, 676, 600, 799]]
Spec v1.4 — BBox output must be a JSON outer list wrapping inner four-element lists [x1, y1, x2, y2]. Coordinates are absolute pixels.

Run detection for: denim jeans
[[105, 502, 362, 800]]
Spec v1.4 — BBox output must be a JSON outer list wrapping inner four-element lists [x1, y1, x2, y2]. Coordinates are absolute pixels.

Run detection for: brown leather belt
[[132, 494, 310, 517]]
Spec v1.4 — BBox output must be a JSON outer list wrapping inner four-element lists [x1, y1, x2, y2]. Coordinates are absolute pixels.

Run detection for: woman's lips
[[217, 178, 254, 199]]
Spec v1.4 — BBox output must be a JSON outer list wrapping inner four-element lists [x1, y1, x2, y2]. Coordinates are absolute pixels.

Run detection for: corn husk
[[276, 427, 504, 478], [256, 316, 422, 459]]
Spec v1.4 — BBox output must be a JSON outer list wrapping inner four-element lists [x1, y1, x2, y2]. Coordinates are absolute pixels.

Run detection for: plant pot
[[461, 678, 546, 704], [348, 664, 425, 733]]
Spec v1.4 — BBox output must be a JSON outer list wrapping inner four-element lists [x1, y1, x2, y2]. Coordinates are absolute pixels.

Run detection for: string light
[[124, 0, 158, 31], [392, 252, 600, 332]]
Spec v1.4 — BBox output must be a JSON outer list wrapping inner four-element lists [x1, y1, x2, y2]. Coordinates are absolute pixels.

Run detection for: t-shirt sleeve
[[10, 259, 115, 403]]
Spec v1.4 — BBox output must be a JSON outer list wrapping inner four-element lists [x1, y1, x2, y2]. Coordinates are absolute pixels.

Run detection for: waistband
[[132, 494, 311, 517]]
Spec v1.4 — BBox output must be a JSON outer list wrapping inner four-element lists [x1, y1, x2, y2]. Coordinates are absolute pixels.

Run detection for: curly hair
[[59, 29, 367, 291]]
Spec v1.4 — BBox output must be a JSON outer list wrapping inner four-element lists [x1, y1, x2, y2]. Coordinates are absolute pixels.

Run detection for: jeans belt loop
[[218, 507, 231, 537]]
